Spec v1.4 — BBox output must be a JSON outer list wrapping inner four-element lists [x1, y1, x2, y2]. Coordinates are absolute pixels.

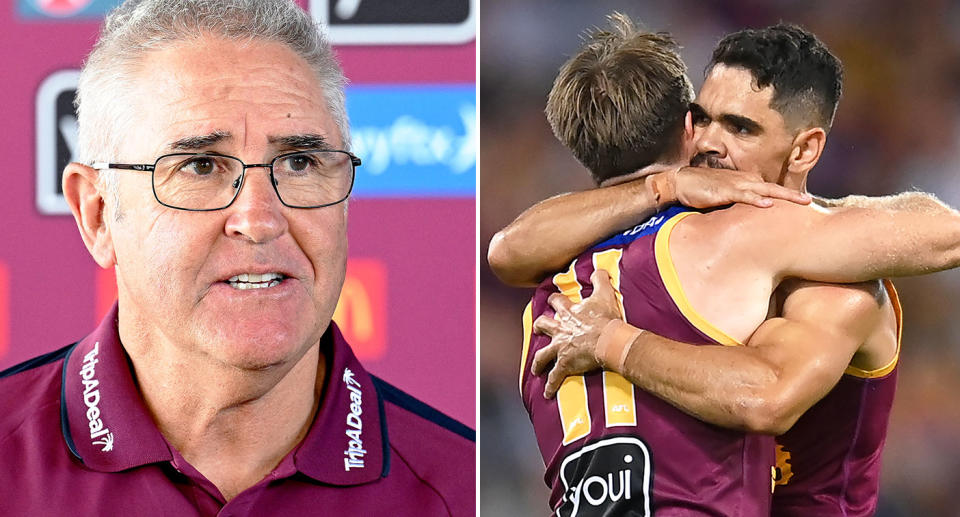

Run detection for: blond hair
[[546, 13, 693, 184]]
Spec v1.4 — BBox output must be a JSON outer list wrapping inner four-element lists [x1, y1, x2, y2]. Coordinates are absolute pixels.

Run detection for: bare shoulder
[[780, 278, 888, 333], [782, 278, 900, 372], [673, 200, 824, 253]]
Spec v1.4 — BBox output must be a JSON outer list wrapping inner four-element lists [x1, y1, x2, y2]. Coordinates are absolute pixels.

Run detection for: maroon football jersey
[[520, 205, 776, 516], [772, 280, 902, 517]]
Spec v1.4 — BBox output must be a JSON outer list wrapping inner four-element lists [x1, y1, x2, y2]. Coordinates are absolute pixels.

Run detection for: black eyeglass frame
[[91, 149, 361, 211]]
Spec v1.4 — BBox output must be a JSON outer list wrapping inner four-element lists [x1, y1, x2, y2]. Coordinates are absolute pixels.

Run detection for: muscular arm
[[488, 176, 662, 287], [699, 192, 960, 284], [487, 168, 812, 287], [533, 271, 886, 435], [612, 282, 883, 434]]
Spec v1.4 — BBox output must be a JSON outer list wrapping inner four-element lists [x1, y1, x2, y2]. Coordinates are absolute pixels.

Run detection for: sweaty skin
[[488, 165, 812, 287], [520, 190, 953, 434], [532, 269, 897, 435]]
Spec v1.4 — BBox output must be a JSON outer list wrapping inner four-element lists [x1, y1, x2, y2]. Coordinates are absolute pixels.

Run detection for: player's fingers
[[589, 269, 617, 302], [547, 293, 574, 313], [531, 343, 558, 375], [533, 314, 561, 336], [734, 191, 774, 208], [750, 182, 812, 205], [544, 362, 568, 399]]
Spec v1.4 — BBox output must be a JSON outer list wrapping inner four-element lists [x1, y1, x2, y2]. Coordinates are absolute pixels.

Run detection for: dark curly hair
[[708, 24, 842, 132]]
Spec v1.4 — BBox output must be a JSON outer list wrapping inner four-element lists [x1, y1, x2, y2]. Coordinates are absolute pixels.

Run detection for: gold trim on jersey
[[603, 371, 637, 427], [521, 249, 644, 445], [557, 375, 591, 444], [590, 249, 637, 429], [553, 259, 592, 444], [519, 302, 533, 394], [653, 211, 742, 346], [592, 249, 627, 319], [844, 279, 902, 379], [553, 259, 583, 303]]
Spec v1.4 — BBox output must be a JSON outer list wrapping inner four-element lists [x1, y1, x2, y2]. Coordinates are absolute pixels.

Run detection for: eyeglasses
[[91, 150, 360, 211]]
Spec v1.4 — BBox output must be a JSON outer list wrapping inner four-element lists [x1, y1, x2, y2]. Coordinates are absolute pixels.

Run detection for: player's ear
[[787, 127, 826, 175], [683, 110, 694, 141], [62, 163, 117, 269]]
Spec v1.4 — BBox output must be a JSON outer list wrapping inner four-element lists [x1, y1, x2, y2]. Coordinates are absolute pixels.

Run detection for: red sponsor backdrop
[[0, 1, 475, 426]]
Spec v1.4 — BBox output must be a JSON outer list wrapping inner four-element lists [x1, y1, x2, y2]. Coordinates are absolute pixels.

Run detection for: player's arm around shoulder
[[487, 168, 812, 287], [529, 270, 884, 436], [741, 279, 889, 435], [669, 199, 826, 284], [695, 193, 960, 285], [488, 178, 659, 287]]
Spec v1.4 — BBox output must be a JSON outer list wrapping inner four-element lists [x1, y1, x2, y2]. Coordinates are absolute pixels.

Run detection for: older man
[[0, 1, 473, 515]]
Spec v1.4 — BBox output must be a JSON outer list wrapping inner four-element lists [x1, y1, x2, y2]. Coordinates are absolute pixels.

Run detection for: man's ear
[[62, 163, 117, 268], [683, 110, 694, 140], [788, 127, 826, 174]]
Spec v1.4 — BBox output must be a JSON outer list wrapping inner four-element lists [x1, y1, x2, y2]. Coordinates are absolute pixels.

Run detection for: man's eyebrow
[[689, 103, 707, 117], [168, 131, 232, 151], [718, 113, 763, 134], [268, 134, 332, 150]]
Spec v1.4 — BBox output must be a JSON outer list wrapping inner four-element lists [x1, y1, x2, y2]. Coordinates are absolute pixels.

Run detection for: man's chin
[[201, 323, 321, 372]]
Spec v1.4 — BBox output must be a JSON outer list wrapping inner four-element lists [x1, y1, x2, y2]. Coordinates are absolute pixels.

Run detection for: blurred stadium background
[[0, 0, 476, 427], [480, 0, 960, 515]]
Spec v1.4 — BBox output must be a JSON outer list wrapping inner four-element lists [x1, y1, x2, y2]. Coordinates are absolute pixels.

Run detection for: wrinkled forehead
[[120, 36, 340, 157]]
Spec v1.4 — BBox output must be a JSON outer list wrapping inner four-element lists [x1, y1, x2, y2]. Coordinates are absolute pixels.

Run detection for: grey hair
[[76, 0, 350, 197]]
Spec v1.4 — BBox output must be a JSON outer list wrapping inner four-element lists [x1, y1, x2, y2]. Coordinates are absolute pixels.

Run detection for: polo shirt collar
[[61, 306, 388, 485], [293, 323, 389, 485], [60, 304, 172, 471]]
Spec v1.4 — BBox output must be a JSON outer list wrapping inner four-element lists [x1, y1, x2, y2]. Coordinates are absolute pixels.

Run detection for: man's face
[[689, 64, 796, 183], [106, 36, 347, 370]]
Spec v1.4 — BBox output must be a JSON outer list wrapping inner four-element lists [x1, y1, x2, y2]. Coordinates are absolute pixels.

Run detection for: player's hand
[[662, 166, 812, 209], [531, 269, 623, 398]]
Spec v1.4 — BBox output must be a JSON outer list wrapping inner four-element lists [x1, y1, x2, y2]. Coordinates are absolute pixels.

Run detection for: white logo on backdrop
[[35, 69, 79, 215], [310, 0, 476, 45], [351, 104, 475, 177]]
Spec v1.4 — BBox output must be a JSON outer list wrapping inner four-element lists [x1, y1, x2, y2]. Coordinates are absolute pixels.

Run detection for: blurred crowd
[[479, 0, 960, 515]]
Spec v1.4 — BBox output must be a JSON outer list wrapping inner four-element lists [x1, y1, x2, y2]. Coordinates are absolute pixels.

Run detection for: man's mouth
[[225, 272, 287, 290]]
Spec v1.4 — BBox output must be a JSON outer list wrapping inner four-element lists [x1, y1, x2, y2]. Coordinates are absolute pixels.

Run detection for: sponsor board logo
[[347, 85, 475, 197], [18, 0, 120, 19], [333, 258, 386, 360], [36, 73, 474, 214], [79, 342, 114, 452], [342, 368, 366, 471], [310, 0, 475, 45], [35, 70, 78, 215], [557, 436, 652, 517]]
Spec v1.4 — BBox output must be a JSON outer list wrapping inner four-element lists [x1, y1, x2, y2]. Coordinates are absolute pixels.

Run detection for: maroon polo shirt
[[0, 305, 475, 516]]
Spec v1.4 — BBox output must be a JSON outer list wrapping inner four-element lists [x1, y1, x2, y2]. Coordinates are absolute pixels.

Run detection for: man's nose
[[223, 167, 288, 243], [694, 123, 726, 158]]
